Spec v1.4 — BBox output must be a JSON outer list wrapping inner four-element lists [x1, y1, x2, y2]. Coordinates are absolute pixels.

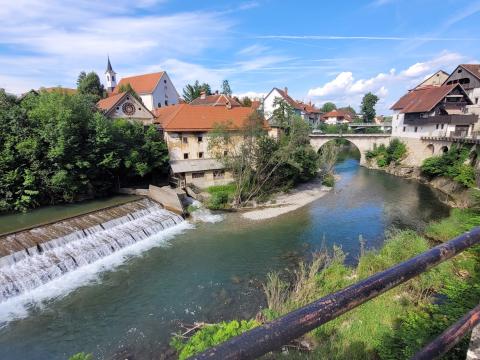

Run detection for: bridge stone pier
[[309, 134, 392, 165]]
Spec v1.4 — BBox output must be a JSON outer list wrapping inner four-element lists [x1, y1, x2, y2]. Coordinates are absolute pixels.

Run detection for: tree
[[117, 83, 142, 103], [77, 71, 105, 100], [241, 96, 252, 107], [272, 97, 296, 130], [182, 81, 212, 102], [221, 80, 232, 96], [320, 102, 336, 113], [360, 92, 379, 123]]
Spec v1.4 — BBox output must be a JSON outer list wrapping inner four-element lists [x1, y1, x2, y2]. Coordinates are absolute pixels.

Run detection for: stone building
[[97, 91, 155, 125]]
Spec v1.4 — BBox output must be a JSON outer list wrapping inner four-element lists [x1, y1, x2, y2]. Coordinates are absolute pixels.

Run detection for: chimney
[[284, 87, 288, 95], [200, 90, 206, 99], [215, 90, 219, 95]]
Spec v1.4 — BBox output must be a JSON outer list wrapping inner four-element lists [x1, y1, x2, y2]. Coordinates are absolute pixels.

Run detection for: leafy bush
[[421, 146, 476, 188], [206, 184, 235, 209], [170, 320, 259, 360], [322, 173, 335, 187], [365, 139, 406, 167]]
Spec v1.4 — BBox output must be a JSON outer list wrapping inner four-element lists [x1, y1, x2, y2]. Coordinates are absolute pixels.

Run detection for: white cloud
[[237, 44, 269, 56], [307, 51, 471, 113]]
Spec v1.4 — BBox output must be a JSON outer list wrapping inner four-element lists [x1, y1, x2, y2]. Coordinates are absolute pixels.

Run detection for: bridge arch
[[309, 134, 391, 165]]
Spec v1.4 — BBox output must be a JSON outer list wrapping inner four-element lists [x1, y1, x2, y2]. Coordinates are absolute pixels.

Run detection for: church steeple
[[105, 56, 117, 93]]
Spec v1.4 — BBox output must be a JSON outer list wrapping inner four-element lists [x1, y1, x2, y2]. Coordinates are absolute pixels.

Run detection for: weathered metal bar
[[411, 303, 480, 360], [191, 227, 480, 360]]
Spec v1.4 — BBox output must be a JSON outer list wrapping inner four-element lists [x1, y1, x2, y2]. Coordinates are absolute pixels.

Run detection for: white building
[[108, 59, 180, 111], [391, 84, 476, 139], [263, 87, 322, 127]]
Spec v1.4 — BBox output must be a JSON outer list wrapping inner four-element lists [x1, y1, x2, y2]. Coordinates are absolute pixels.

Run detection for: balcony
[[404, 114, 478, 126]]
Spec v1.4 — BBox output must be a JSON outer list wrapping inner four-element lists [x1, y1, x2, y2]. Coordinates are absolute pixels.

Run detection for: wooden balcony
[[404, 114, 478, 126]]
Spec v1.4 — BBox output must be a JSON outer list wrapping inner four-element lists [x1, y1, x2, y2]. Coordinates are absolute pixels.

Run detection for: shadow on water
[[0, 151, 451, 360]]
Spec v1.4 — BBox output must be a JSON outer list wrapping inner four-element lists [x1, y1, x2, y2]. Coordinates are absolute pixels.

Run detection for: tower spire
[[105, 56, 117, 93]]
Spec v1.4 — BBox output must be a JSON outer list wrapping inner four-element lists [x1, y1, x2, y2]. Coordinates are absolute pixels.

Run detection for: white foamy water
[[0, 200, 194, 325], [189, 200, 225, 223]]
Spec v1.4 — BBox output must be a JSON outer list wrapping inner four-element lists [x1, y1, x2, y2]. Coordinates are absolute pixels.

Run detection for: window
[[197, 136, 203, 143], [165, 100, 168, 106], [164, 79, 167, 84], [403, 126, 406, 132], [192, 172, 204, 179], [182, 137, 188, 144], [224, 150, 228, 156], [414, 127, 418, 133], [116, 106, 120, 110], [436, 124, 439, 129], [112, 75, 115, 82], [213, 170, 225, 179], [198, 152, 204, 158], [441, 124, 445, 129], [458, 69, 463, 73], [459, 78, 470, 85], [476, 98, 479, 104], [157, 102, 162, 108], [183, 153, 189, 159]]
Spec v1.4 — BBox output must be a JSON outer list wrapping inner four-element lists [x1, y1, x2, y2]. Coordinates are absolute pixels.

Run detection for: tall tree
[[272, 97, 296, 129], [221, 80, 232, 96], [320, 102, 336, 113], [77, 71, 105, 100], [360, 92, 379, 123], [182, 81, 212, 102]]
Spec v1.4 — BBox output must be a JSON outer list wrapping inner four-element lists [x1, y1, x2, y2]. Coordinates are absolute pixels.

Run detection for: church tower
[[105, 56, 117, 93]]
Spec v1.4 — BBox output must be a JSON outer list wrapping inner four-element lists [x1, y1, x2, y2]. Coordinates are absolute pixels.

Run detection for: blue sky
[[1, 0, 480, 113]]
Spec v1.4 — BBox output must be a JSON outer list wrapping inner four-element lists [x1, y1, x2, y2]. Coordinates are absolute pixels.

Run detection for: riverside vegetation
[[170, 206, 480, 359], [0, 80, 169, 213]]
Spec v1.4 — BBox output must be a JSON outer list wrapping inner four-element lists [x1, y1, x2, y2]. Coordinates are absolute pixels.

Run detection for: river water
[[0, 157, 450, 360]]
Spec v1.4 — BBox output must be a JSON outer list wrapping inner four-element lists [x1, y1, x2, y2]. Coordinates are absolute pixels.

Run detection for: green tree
[[360, 92, 379, 123], [117, 83, 142, 103], [182, 81, 212, 102], [221, 80, 232, 96], [272, 97, 296, 129], [77, 71, 105, 100], [241, 96, 252, 107], [320, 102, 336, 113]]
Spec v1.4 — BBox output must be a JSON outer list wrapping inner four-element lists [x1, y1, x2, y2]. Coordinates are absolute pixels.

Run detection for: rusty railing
[[191, 227, 480, 360]]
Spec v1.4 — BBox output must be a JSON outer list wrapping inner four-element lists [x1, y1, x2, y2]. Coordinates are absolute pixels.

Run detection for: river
[[0, 156, 450, 360]]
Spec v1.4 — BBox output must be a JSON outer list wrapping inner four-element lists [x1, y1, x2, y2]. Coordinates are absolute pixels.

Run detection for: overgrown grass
[[205, 184, 236, 210], [425, 208, 480, 242]]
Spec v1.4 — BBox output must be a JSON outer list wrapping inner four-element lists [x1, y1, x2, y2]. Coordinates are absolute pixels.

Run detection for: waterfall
[[0, 200, 184, 303]]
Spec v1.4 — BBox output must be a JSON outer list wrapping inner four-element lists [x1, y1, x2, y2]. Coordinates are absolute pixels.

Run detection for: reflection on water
[[0, 157, 450, 360]]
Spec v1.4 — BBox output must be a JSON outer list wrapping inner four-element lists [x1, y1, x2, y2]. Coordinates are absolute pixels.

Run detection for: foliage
[[421, 145, 476, 187], [241, 96, 252, 107], [360, 92, 379, 123], [318, 141, 340, 176], [76, 71, 105, 100], [116, 83, 142, 102], [0, 89, 169, 213], [68, 353, 93, 360], [322, 173, 335, 187], [316, 123, 351, 134], [320, 102, 337, 113], [170, 320, 259, 360], [221, 79, 232, 96], [365, 139, 407, 167], [271, 97, 296, 129], [182, 80, 212, 102], [206, 184, 236, 210], [208, 111, 320, 207], [425, 208, 480, 242]]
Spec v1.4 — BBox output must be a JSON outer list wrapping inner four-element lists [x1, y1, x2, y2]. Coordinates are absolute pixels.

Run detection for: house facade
[[113, 71, 180, 111], [391, 84, 477, 139], [414, 70, 449, 89], [155, 104, 262, 188], [322, 109, 353, 125], [443, 64, 480, 117], [263, 87, 322, 127], [97, 91, 155, 125]]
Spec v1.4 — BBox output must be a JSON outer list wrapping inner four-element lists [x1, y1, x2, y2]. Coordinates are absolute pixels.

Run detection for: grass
[[205, 184, 236, 210], [170, 207, 480, 359]]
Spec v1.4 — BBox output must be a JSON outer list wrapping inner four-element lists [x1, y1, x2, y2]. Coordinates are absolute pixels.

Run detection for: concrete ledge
[[148, 185, 186, 215]]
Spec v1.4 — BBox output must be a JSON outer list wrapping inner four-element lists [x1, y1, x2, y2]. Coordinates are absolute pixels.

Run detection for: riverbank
[[241, 178, 332, 220], [364, 161, 476, 208]]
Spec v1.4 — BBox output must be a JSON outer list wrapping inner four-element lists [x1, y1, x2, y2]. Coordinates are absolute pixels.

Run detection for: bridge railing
[[191, 227, 480, 360]]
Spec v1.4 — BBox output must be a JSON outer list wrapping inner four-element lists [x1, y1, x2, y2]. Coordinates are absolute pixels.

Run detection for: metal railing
[[191, 227, 480, 360]]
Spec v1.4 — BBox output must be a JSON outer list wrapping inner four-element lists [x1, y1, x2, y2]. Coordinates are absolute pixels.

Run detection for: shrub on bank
[[205, 184, 236, 210], [421, 145, 476, 188], [365, 139, 406, 168], [322, 173, 335, 187]]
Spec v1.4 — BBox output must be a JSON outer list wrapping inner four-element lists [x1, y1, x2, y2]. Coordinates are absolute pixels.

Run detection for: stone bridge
[[309, 134, 391, 165]]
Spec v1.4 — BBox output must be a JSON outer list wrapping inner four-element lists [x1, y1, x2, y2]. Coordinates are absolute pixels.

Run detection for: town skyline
[[1, 0, 480, 113]]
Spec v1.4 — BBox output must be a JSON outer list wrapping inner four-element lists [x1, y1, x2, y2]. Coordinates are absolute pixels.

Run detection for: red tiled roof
[[113, 72, 164, 94], [97, 92, 126, 111], [272, 88, 303, 110], [154, 104, 267, 131], [322, 109, 352, 120], [390, 84, 457, 113], [190, 94, 241, 107]]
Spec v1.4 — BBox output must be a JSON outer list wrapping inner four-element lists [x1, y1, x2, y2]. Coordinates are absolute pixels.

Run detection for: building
[[414, 70, 449, 89], [109, 59, 180, 111], [154, 103, 263, 188], [443, 64, 480, 116], [189, 92, 242, 107], [391, 84, 477, 138], [97, 91, 155, 125], [322, 109, 353, 125], [263, 87, 322, 127]]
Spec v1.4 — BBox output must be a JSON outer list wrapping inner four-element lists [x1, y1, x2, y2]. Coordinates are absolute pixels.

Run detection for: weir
[[0, 198, 183, 303]]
